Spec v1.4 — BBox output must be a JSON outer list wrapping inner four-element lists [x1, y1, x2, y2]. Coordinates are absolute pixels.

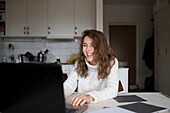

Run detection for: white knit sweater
[[63, 58, 119, 103]]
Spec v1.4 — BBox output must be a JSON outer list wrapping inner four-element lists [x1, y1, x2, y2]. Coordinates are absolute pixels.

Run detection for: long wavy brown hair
[[75, 29, 116, 80]]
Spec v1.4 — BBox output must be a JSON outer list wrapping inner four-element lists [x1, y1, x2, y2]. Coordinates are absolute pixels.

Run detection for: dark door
[[109, 25, 136, 85]]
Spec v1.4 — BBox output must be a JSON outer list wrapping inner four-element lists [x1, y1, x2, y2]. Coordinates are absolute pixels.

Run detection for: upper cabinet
[[6, 0, 27, 36], [47, 0, 74, 39], [74, 0, 96, 37], [27, 0, 48, 36], [5, 0, 96, 38], [6, 0, 47, 37]]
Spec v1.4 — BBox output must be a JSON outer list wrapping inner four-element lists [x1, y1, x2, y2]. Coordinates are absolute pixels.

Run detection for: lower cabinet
[[118, 68, 129, 93]]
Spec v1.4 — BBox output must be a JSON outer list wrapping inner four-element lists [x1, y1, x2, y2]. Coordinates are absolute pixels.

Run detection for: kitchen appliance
[[37, 49, 48, 62], [25, 52, 34, 61], [18, 52, 34, 63]]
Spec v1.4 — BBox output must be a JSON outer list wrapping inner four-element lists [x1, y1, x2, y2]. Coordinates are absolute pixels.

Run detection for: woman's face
[[83, 36, 96, 65]]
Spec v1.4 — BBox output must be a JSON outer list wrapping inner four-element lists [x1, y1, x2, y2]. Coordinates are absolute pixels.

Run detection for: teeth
[[87, 53, 92, 55]]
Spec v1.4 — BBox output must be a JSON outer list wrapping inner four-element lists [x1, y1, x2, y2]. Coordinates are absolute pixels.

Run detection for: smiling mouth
[[86, 53, 93, 57]]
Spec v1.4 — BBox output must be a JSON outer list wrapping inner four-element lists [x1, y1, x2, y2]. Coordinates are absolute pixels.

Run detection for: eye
[[83, 44, 87, 47], [90, 43, 94, 47]]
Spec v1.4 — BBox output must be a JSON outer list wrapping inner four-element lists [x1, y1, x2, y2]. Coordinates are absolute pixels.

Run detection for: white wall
[[0, 38, 80, 63], [103, 3, 153, 88]]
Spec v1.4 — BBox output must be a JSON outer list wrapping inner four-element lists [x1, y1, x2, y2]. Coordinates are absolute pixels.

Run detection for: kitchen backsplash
[[0, 38, 80, 63]]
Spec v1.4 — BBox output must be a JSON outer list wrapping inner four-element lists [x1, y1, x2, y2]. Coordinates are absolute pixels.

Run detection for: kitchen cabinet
[[6, 0, 26, 36], [47, 0, 74, 39], [27, 0, 47, 36], [74, 0, 96, 37], [154, 3, 170, 96], [5, 0, 96, 38], [118, 68, 129, 93], [6, 0, 47, 37]]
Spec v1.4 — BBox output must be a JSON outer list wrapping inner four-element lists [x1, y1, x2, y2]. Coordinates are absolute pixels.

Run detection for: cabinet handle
[[24, 27, 26, 34], [48, 26, 51, 34], [27, 27, 29, 30], [75, 27, 77, 35], [27, 27, 29, 35]]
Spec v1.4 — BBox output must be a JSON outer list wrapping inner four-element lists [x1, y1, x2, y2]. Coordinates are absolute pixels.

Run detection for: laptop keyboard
[[65, 107, 78, 113]]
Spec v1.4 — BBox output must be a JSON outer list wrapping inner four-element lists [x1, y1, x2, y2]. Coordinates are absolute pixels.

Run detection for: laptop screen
[[0, 63, 65, 113]]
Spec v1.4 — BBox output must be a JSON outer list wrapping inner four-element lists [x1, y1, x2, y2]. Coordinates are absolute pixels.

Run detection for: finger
[[80, 99, 87, 106], [72, 96, 81, 106], [72, 95, 84, 106], [75, 97, 84, 106], [70, 94, 80, 104], [75, 95, 87, 106]]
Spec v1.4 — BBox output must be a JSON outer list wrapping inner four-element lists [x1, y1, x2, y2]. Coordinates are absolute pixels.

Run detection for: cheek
[[83, 48, 86, 54], [92, 47, 94, 52]]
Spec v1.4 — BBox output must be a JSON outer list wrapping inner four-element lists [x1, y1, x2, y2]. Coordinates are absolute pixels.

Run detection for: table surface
[[66, 92, 170, 113]]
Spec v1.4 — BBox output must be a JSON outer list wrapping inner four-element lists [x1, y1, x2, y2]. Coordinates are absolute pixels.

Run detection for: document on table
[[113, 95, 146, 102], [88, 107, 135, 113], [118, 102, 166, 113]]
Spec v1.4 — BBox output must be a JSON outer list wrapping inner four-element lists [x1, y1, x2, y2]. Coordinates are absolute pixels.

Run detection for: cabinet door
[[75, 0, 96, 37], [48, 0, 74, 39], [6, 0, 27, 36], [27, 0, 48, 36]]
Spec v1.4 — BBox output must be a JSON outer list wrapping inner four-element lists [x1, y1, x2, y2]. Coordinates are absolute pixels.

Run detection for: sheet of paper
[[114, 95, 146, 102], [118, 102, 166, 113], [88, 107, 135, 113]]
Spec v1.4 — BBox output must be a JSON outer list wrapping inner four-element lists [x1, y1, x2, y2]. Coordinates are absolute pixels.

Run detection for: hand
[[70, 94, 94, 106]]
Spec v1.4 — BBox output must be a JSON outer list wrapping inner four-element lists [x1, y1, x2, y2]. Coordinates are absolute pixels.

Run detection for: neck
[[89, 61, 97, 65]]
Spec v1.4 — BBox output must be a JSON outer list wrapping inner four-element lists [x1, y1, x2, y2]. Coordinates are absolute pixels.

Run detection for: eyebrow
[[83, 42, 94, 45]]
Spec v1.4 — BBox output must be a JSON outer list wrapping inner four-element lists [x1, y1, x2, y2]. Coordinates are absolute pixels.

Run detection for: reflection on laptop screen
[[0, 63, 65, 113]]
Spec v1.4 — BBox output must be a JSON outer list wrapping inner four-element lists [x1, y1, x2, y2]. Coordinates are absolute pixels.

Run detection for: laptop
[[0, 63, 88, 113]]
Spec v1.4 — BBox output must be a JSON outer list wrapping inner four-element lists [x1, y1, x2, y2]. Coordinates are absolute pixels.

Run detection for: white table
[[66, 92, 170, 113]]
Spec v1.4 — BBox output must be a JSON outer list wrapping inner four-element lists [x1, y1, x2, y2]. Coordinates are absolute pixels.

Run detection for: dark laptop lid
[[0, 63, 65, 113]]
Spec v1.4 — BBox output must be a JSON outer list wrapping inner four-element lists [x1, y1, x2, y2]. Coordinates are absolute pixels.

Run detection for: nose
[[86, 45, 91, 51]]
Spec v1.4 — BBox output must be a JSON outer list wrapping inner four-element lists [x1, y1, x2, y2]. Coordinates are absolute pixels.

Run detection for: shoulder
[[73, 61, 79, 69], [109, 58, 119, 73], [111, 58, 119, 67], [115, 58, 118, 66]]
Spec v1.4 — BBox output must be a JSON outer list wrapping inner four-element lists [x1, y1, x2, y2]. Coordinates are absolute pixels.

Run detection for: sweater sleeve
[[63, 63, 78, 97], [86, 58, 119, 103]]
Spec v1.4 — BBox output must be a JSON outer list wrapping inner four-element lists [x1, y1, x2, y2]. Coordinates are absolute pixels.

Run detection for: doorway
[[109, 25, 136, 85]]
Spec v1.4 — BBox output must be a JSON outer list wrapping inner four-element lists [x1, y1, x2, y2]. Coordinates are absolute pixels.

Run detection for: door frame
[[105, 22, 139, 85]]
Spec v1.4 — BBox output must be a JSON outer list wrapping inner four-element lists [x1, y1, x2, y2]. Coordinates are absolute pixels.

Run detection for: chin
[[86, 57, 93, 62]]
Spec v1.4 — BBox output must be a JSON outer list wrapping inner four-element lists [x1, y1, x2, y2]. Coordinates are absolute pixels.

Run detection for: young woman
[[64, 29, 118, 106]]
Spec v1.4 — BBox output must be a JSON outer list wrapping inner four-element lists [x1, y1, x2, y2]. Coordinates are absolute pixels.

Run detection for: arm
[[63, 64, 78, 97], [86, 58, 119, 103]]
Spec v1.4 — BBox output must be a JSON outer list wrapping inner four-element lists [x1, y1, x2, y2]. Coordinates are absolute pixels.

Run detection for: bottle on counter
[[2, 56, 7, 63], [38, 50, 43, 62]]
